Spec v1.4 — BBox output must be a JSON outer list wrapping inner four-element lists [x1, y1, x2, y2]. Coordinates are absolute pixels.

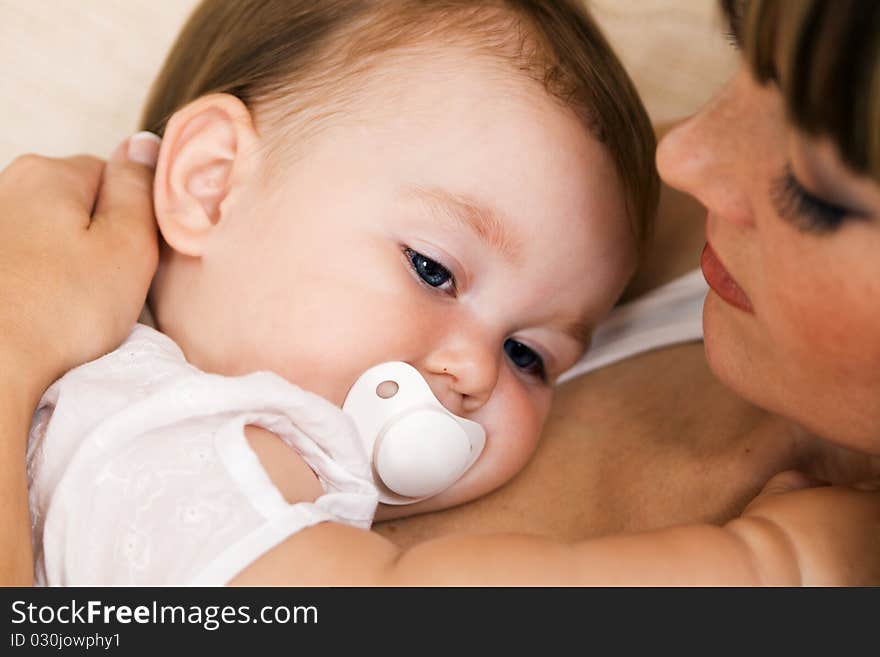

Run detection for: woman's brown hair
[[141, 0, 658, 257], [723, 0, 880, 181]]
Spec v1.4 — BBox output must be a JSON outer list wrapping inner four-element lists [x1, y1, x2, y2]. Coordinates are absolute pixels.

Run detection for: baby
[[25, 0, 864, 586]]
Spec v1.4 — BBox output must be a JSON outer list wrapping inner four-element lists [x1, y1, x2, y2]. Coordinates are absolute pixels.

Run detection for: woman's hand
[[0, 135, 159, 585], [0, 133, 160, 406]]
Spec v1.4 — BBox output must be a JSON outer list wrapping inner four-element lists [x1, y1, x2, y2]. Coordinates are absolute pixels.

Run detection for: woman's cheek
[[767, 251, 878, 375]]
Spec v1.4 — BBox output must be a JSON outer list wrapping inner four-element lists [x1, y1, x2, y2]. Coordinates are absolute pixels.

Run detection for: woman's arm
[[0, 370, 37, 585], [0, 137, 159, 585]]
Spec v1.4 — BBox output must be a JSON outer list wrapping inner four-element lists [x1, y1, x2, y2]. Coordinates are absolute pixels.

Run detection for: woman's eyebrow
[[403, 185, 524, 265]]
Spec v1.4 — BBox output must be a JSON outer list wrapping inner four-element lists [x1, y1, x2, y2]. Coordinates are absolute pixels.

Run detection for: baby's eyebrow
[[403, 185, 524, 265]]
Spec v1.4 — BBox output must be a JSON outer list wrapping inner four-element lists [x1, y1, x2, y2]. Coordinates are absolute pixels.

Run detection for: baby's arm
[[232, 459, 880, 585], [232, 520, 772, 586]]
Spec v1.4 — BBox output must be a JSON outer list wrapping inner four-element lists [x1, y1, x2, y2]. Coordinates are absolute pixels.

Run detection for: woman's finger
[[90, 133, 161, 274], [90, 132, 160, 235]]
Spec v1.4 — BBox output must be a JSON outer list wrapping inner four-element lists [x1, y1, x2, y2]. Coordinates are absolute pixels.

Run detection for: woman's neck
[[786, 421, 880, 484]]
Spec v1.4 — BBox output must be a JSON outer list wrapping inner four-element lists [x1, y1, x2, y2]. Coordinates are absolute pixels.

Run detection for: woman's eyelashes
[[405, 247, 456, 294], [504, 339, 547, 382], [722, 28, 741, 50], [721, 0, 744, 49], [771, 165, 856, 233]]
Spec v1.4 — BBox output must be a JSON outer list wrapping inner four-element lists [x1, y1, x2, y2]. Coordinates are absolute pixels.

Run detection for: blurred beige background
[[0, 0, 737, 168]]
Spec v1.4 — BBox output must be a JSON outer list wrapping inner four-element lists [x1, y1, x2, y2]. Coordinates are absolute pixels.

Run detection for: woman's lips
[[701, 242, 754, 314]]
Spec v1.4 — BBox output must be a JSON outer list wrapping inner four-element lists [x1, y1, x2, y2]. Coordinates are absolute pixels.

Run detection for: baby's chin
[[372, 459, 510, 522], [368, 401, 545, 522], [372, 494, 467, 522]]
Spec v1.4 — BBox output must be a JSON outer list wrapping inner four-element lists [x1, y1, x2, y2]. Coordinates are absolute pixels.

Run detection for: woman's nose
[[420, 329, 501, 415], [656, 67, 763, 228]]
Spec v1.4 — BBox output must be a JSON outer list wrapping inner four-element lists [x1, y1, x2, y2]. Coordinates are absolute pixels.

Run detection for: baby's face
[[159, 49, 636, 518]]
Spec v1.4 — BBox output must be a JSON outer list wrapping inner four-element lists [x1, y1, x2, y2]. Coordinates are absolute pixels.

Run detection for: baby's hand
[[730, 470, 880, 586], [0, 135, 159, 403]]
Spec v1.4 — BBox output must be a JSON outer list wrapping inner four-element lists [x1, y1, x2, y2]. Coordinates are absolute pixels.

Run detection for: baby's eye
[[405, 248, 455, 292], [504, 338, 546, 382]]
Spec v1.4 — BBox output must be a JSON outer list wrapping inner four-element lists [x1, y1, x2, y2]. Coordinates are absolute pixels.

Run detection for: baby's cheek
[[485, 381, 551, 479]]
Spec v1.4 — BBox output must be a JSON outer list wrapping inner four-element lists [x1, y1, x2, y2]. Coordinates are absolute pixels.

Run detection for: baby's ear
[[153, 93, 259, 257]]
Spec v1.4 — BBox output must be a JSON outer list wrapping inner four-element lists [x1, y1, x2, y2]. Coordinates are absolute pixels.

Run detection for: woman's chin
[[704, 294, 880, 456], [702, 293, 749, 392], [701, 294, 777, 416]]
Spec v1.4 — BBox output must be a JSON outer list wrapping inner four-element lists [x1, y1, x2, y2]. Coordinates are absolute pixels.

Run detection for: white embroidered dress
[[27, 325, 378, 586]]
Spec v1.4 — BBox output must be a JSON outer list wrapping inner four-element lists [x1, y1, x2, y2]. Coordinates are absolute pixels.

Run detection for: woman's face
[[657, 64, 880, 454]]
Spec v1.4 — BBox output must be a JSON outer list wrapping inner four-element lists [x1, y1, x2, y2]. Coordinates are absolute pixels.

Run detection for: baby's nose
[[420, 334, 501, 415]]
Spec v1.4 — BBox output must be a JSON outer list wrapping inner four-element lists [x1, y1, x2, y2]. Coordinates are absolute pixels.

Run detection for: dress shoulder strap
[[559, 269, 708, 384]]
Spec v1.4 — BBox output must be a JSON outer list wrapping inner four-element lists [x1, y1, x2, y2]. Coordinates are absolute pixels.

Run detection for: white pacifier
[[342, 361, 486, 505]]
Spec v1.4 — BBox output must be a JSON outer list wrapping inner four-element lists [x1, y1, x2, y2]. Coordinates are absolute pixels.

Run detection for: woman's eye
[[770, 165, 853, 233], [504, 338, 546, 382], [405, 248, 455, 291]]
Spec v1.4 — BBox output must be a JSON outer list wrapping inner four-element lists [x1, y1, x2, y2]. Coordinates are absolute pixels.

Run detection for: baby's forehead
[[257, 36, 571, 156], [258, 43, 610, 225], [342, 46, 560, 129]]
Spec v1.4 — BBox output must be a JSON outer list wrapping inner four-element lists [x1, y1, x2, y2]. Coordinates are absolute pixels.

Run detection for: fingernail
[[110, 138, 130, 162], [127, 131, 162, 168]]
